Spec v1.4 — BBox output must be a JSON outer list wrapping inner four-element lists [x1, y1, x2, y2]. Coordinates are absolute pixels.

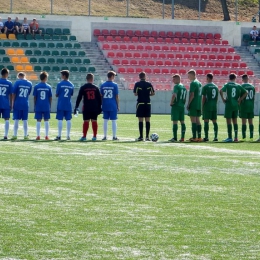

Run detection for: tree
[[220, 0, 231, 21]]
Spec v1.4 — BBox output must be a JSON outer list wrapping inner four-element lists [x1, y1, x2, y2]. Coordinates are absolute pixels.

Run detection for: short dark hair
[[242, 74, 248, 80], [139, 72, 146, 79], [18, 72, 25, 77], [229, 73, 237, 80], [172, 74, 181, 80], [60, 70, 69, 79], [206, 73, 213, 80], [187, 69, 196, 76], [1, 68, 9, 76], [107, 71, 116, 78], [40, 71, 48, 81], [86, 73, 94, 81]]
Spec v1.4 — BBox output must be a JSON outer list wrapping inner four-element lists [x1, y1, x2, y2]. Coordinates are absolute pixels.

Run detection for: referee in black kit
[[133, 72, 155, 141]]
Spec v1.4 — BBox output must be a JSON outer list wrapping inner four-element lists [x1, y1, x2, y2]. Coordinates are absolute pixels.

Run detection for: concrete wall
[[0, 13, 258, 45]]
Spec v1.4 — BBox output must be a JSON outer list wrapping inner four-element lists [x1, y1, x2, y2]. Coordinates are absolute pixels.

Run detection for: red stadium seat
[[222, 40, 229, 45], [127, 67, 135, 73], [157, 38, 164, 43], [151, 53, 158, 59], [118, 68, 126, 73], [162, 68, 170, 74], [165, 60, 171, 66], [231, 62, 239, 68], [144, 68, 152, 74], [206, 33, 214, 39], [151, 31, 158, 38], [205, 69, 212, 75], [116, 52, 123, 58], [103, 44, 110, 50], [179, 46, 186, 52], [166, 31, 174, 38], [130, 60, 137, 66], [136, 45, 143, 51], [145, 46, 153, 51], [113, 59, 120, 65], [128, 44, 136, 50], [187, 46, 194, 52], [181, 38, 189, 44], [182, 32, 190, 39], [190, 32, 198, 39], [167, 53, 174, 59], [156, 60, 164, 66], [197, 39, 204, 45], [234, 55, 241, 61], [200, 54, 207, 60], [115, 36, 122, 42], [228, 48, 235, 53], [170, 68, 178, 74], [206, 39, 213, 45], [119, 44, 127, 50], [148, 37, 156, 43], [102, 29, 110, 36], [125, 52, 132, 58], [159, 53, 166, 59], [226, 55, 233, 60], [106, 36, 114, 42], [214, 40, 221, 45], [111, 44, 119, 50], [173, 38, 180, 44], [217, 55, 225, 60], [207, 61, 214, 67], [126, 30, 134, 37], [214, 33, 222, 39], [198, 61, 206, 67], [223, 62, 231, 68], [198, 33, 206, 39], [181, 61, 189, 67], [211, 47, 218, 53], [142, 53, 149, 59], [123, 36, 130, 42], [247, 71, 254, 76], [176, 54, 183, 59], [221, 70, 229, 76], [179, 69, 186, 75], [110, 30, 117, 36], [134, 53, 141, 59], [159, 31, 166, 38], [195, 46, 203, 52], [203, 47, 210, 52], [122, 60, 129, 66], [165, 38, 172, 44], [142, 30, 150, 37], [192, 54, 200, 60], [190, 39, 197, 44], [148, 60, 155, 66], [215, 62, 222, 67], [240, 62, 247, 68], [219, 47, 227, 53], [175, 32, 182, 38], [153, 68, 161, 74], [94, 29, 101, 36], [136, 68, 143, 73], [118, 30, 126, 37], [139, 60, 146, 66], [170, 46, 177, 52], [107, 52, 115, 58], [190, 61, 197, 67], [209, 54, 216, 60], [162, 46, 169, 51], [154, 45, 161, 51], [140, 37, 147, 43], [173, 60, 180, 66], [238, 70, 245, 76], [196, 69, 204, 75], [131, 37, 139, 42], [184, 53, 191, 59], [97, 36, 105, 42]]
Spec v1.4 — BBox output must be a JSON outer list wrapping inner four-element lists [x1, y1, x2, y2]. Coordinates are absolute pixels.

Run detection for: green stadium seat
[[26, 34, 33, 40], [16, 34, 25, 40], [243, 34, 250, 42], [70, 36, 77, 41], [12, 41, 20, 47], [54, 28, 63, 35], [78, 51, 86, 56], [6, 65, 14, 71], [0, 50, 6, 55], [21, 42, 29, 48], [0, 42, 1, 47], [249, 41, 255, 46], [44, 34, 52, 40], [0, 65, 4, 70], [47, 42, 55, 48], [52, 66, 60, 72], [3, 42, 11, 47], [255, 49, 260, 53], [30, 57, 38, 63], [73, 43, 81, 48], [65, 43, 72, 48], [70, 66, 78, 72], [39, 42, 47, 48], [39, 27, 45, 34], [30, 42, 37, 48], [56, 43, 64, 48], [43, 50, 51, 56], [57, 58, 64, 64], [88, 67, 96, 73], [69, 51, 77, 56], [43, 65, 51, 72], [39, 57, 47, 63], [3, 57, 10, 62], [74, 58, 82, 64], [34, 50, 42, 56], [61, 50, 68, 56], [25, 50, 33, 56], [61, 66, 69, 70], [34, 65, 42, 72], [46, 28, 53, 35], [61, 35, 68, 41], [47, 58, 55, 64], [52, 50, 59, 56], [63, 28, 71, 35], [65, 58, 73, 64], [52, 35, 60, 41], [83, 58, 90, 64], [79, 67, 87, 73], [35, 34, 42, 40]]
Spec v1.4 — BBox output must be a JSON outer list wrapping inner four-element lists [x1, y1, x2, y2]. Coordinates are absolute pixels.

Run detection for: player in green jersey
[[239, 74, 255, 141], [201, 73, 219, 142], [220, 73, 248, 142], [169, 74, 187, 142], [187, 69, 203, 142]]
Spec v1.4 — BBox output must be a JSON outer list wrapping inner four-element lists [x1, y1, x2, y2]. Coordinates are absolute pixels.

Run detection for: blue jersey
[[56, 80, 74, 111], [33, 82, 52, 112], [13, 79, 32, 110], [100, 81, 119, 112], [0, 78, 12, 109]]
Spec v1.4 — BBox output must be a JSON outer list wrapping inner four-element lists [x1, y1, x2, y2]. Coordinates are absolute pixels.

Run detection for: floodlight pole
[[50, 0, 53, 15], [10, 0, 13, 13], [172, 0, 174, 19], [127, 0, 129, 17], [162, 0, 165, 19], [198, 0, 201, 20], [89, 0, 91, 16], [235, 0, 238, 22]]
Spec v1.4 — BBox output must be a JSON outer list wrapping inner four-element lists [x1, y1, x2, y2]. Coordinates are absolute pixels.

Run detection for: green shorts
[[239, 111, 254, 119], [188, 109, 201, 117], [203, 110, 217, 120], [224, 108, 238, 119], [171, 106, 185, 121]]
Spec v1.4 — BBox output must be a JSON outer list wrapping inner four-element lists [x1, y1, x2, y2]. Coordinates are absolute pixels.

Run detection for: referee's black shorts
[[136, 103, 151, 118], [83, 111, 99, 120]]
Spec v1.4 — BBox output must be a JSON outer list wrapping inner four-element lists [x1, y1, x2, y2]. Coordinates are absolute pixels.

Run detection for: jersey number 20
[[19, 88, 29, 98]]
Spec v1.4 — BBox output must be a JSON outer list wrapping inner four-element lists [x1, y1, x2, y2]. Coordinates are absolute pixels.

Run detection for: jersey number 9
[[40, 91, 46, 100]]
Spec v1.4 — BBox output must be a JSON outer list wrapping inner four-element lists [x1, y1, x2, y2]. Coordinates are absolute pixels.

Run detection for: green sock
[[213, 122, 218, 139], [227, 124, 232, 139], [242, 124, 247, 139], [181, 124, 186, 139], [204, 122, 209, 139], [249, 124, 254, 139], [173, 124, 178, 140], [192, 123, 197, 139], [197, 124, 202, 138], [234, 124, 238, 139]]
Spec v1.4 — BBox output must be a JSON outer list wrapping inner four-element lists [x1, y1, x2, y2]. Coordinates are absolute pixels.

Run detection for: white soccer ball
[[150, 133, 159, 142]]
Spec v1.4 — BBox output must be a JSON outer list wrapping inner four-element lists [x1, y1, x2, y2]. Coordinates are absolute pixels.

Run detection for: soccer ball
[[150, 133, 159, 142]]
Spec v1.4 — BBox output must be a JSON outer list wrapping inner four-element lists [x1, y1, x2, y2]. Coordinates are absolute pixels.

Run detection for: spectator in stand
[[4, 17, 14, 38], [14, 17, 22, 34], [22, 17, 30, 35], [0, 17, 4, 33], [30, 18, 42, 36], [250, 25, 259, 42]]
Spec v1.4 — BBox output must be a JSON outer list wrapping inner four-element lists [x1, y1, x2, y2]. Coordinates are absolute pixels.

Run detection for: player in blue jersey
[[11, 72, 32, 140], [54, 70, 74, 141], [0, 68, 13, 139], [33, 72, 52, 140], [100, 71, 120, 140]]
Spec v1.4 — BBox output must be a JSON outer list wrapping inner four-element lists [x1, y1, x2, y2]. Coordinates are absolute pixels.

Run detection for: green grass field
[[1, 114, 260, 260]]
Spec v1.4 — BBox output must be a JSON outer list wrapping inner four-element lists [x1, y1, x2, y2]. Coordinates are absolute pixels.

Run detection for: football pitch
[[0, 114, 260, 260]]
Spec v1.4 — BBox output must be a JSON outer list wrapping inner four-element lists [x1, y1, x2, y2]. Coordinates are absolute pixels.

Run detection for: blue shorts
[[34, 111, 51, 120], [56, 110, 72, 121], [13, 109, 29, 120], [0, 108, 10, 119], [103, 110, 117, 120]]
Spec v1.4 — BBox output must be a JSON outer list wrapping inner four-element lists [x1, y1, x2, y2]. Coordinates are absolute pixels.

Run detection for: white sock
[[5, 120, 9, 137], [112, 120, 117, 138], [14, 120, 19, 137], [58, 120, 63, 137], [36, 122, 41, 137], [66, 120, 71, 138], [23, 120, 28, 137], [103, 119, 108, 137], [44, 121, 49, 137]]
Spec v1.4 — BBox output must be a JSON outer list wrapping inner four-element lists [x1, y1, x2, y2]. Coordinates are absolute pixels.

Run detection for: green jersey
[[240, 83, 255, 113], [221, 82, 247, 110], [202, 83, 219, 111], [189, 79, 202, 110], [172, 83, 187, 108]]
